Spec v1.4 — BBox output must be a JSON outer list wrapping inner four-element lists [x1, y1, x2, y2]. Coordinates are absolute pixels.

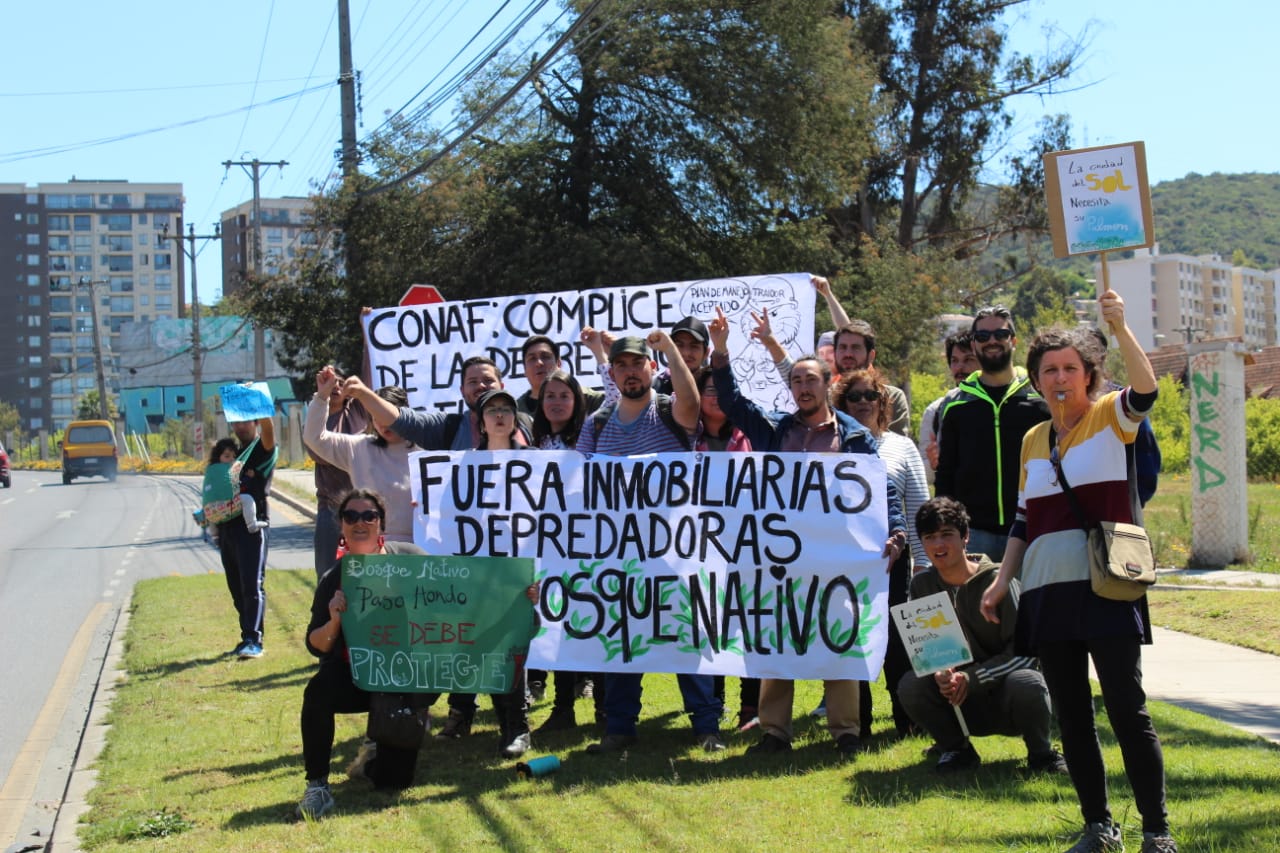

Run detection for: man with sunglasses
[[934, 307, 1049, 562]]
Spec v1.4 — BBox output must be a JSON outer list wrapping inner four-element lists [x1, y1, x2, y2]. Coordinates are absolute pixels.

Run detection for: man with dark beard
[[934, 306, 1049, 562], [576, 332, 727, 755], [709, 306, 907, 759]]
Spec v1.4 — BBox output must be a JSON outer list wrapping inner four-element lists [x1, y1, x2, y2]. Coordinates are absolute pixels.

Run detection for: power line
[[0, 83, 332, 165], [229, 0, 279, 160]]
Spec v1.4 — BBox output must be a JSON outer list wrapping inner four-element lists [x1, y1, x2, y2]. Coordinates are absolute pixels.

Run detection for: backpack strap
[[592, 395, 691, 451], [442, 412, 464, 449]]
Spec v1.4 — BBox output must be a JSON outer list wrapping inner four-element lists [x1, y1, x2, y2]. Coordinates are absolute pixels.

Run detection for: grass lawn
[[1149, 588, 1280, 656], [1144, 476, 1280, 573], [80, 570, 1280, 852]]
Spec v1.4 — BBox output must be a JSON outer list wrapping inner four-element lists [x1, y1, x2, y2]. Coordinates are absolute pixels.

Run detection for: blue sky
[[1, 1, 1274, 305]]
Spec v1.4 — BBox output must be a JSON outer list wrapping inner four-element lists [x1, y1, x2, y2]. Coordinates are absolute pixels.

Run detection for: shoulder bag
[[1048, 428, 1156, 602]]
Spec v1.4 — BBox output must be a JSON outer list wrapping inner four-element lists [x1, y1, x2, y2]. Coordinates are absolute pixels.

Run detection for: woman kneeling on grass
[[297, 488, 435, 820]]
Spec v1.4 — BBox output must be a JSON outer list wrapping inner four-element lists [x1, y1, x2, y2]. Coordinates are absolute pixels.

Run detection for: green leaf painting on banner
[[340, 553, 535, 694]]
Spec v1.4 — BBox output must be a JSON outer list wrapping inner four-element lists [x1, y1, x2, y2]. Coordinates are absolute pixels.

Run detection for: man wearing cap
[[816, 330, 837, 374], [576, 331, 726, 754], [708, 306, 907, 758], [514, 335, 605, 418], [652, 316, 709, 395]]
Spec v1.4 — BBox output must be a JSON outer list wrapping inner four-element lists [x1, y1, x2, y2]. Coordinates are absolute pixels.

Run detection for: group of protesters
[[277, 273, 1175, 852]]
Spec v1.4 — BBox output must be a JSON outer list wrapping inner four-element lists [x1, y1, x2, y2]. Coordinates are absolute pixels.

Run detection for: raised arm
[[648, 329, 700, 430], [1100, 288, 1156, 395], [812, 275, 850, 329]]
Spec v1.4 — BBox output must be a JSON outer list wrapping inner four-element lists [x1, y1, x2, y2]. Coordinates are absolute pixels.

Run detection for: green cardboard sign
[[340, 553, 535, 694]]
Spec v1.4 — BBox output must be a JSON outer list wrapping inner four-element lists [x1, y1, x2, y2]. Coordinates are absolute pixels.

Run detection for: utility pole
[[223, 158, 287, 380], [76, 277, 111, 421], [1174, 324, 1204, 344], [338, 0, 360, 180], [162, 221, 220, 459]]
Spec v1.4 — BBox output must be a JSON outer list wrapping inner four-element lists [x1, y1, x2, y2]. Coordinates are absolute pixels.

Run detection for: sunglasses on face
[[844, 390, 880, 403], [340, 509, 382, 524], [484, 406, 516, 417], [973, 328, 1013, 343]]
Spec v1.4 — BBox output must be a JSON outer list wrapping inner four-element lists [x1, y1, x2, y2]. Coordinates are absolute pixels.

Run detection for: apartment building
[[1101, 244, 1280, 350], [219, 196, 321, 299], [0, 180, 185, 433]]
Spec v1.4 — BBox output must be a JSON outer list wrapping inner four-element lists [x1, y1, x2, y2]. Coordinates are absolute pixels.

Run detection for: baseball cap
[[672, 315, 709, 344], [817, 331, 835, 349], [609, 336, 651, 361], [477, 388, 518, 410]]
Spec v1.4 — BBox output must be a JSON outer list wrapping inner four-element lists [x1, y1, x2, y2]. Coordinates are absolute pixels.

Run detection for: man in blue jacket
[[708, 307, 907, 758]]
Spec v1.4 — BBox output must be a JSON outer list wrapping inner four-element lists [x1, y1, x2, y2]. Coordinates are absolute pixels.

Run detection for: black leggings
[[1038, 636, 1169, 835], [300, 662, 424, 788]]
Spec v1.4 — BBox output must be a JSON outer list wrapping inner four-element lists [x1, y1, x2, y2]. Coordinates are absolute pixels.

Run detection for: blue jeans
[[966, 527, 1008, 562], [603, 673, 722, 737], [314, 504, 341, 581]]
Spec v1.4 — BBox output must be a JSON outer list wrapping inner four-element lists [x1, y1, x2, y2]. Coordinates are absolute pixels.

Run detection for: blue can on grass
[[515, 755, 560, 779]]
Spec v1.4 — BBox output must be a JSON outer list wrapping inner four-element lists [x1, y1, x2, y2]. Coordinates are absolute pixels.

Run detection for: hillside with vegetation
[[1150, 172, 1280, 269]]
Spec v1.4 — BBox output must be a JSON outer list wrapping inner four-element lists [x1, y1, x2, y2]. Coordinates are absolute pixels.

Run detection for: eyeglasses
[[973, 328, 1013, 343], [340, 509, 382, 524], [844, 390, 880, 403], [484, 406, 516, 417]]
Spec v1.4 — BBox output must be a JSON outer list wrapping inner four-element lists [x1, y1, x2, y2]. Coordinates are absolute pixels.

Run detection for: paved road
[[0, 469, 312, 851]]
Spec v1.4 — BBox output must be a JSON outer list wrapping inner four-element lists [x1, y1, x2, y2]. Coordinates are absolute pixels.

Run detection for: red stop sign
[[399, 284, 444, 306]]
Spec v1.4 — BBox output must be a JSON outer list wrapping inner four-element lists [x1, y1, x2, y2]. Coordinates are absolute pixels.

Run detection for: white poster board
[[362, 273, 815, 413], [1043, 141, 1154, 258]]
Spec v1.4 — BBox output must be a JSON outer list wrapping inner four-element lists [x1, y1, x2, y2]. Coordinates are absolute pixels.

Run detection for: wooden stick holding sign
[[891, 592, 973, 737]]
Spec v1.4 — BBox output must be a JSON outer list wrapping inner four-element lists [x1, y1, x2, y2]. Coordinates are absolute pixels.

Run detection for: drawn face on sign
[[461, 363, 502, 408]]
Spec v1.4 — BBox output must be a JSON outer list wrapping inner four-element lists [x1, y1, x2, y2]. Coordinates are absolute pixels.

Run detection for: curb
[[46, 604, 128, 853]]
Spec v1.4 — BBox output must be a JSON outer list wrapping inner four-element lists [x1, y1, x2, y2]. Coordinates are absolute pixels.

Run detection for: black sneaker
[[528, 680, 546, 703], [585, 734, 638, 754], [1027, 748, 1069, 775], [935, 743, 981, 773], [834, 733, 864, 757], [745, 733, 792, 755], [536, 709, 577, 733], [435, 710, 473, 739]]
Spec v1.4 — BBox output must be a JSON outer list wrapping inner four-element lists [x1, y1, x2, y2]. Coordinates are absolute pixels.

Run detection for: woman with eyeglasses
[[692, 364, 760, 730], [528, 370, 605, 733], [468, 387, 538, 758], [305, 365, 415, 544], [297, 489, 435, 819], [835, 367, 930, 739], [979, 291, 1174, 853]]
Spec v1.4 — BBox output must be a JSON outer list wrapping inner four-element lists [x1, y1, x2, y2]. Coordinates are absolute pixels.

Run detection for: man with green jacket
[[934, 306, 1048, 561]]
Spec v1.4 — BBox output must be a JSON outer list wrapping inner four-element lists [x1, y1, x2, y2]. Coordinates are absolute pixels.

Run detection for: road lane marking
[[0, 602, 110, 843]]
